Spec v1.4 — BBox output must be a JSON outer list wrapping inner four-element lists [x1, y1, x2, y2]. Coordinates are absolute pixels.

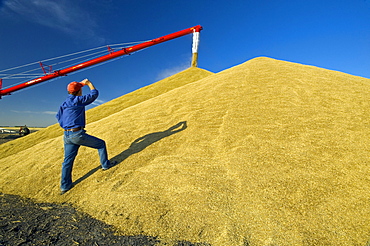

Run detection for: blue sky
[[0, 0, 370, 127]]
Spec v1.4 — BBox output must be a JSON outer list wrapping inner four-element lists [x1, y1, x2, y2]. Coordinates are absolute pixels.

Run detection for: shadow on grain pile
[[72, 121, 187, 189]]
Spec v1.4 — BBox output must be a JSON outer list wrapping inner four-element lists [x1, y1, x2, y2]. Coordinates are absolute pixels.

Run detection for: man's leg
[[61, 140, 80, 191], [71, 130, 111, 169]]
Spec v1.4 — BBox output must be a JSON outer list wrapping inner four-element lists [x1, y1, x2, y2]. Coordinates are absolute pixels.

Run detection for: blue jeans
[[61, 129, 111, 191]]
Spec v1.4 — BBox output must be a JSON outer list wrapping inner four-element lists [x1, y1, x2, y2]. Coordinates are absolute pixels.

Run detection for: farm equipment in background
[[19, 125, 30, 136], [0, 128, 16, 134], [0, 125, 30, 136]]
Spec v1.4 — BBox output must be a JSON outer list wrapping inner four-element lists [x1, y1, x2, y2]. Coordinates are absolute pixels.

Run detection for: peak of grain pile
[[1, 57, 370, 245]]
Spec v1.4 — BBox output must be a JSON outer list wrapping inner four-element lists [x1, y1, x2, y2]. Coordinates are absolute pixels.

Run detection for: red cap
[[67, 81, 84, 93]]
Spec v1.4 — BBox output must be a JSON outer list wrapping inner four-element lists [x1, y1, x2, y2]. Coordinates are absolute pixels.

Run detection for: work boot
[[102, 161, 117, 171]]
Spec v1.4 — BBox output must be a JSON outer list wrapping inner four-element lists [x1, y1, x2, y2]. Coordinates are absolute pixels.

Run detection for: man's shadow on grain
[[73, 121, 187, 186], [112, 121, 187, 164]]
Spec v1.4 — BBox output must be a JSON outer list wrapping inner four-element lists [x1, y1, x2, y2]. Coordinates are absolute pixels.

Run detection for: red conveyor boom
[[0, 25, 202, 97]]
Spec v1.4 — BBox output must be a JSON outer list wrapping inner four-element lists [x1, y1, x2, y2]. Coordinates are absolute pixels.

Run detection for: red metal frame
[[39, 62, 53, 75], [0, 25, 202, 97]]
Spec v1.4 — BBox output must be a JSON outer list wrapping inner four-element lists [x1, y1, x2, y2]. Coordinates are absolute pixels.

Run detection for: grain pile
[[1, 57, 370, 245]]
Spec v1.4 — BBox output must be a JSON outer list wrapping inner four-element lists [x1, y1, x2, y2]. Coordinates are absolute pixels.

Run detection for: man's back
[[57, 89, 98, 130]]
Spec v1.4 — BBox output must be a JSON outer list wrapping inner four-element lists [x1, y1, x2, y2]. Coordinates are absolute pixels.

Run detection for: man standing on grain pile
[[56, 79, 116, 194]]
